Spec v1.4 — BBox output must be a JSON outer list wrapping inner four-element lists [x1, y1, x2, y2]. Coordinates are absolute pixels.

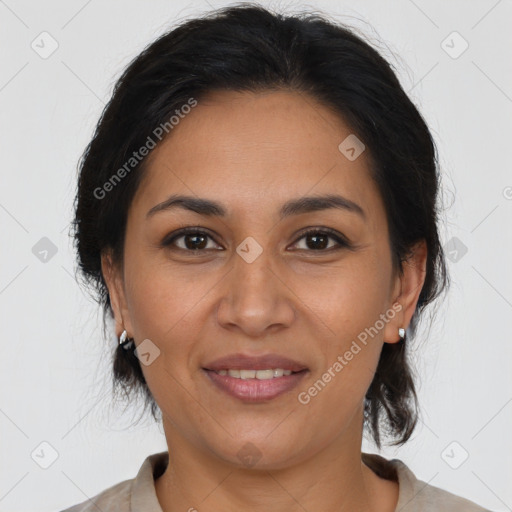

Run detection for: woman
[[62, 4, 490, 511]]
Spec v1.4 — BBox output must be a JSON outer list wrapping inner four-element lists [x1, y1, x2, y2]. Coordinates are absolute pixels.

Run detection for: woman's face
[[103, 89, 425, 468]]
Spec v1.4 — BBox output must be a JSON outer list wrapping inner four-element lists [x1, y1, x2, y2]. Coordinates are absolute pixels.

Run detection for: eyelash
[[161, 226, 352, 253]]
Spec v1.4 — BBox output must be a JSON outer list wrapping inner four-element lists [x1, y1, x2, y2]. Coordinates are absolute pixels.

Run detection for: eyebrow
[[146, 193, 365, 220]]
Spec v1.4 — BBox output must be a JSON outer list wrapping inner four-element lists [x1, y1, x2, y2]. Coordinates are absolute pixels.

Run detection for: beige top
[[60, 451, 491, 511]]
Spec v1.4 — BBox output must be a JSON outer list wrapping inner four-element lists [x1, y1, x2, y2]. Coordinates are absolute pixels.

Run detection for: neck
[[155, 408, 398, 512]]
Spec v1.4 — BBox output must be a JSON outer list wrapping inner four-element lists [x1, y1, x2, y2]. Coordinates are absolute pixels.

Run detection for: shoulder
[[59, 479, 132, 512], [395, 458, 491, 511], [58, 451, 169, 512], [362, 452, 492, 512]]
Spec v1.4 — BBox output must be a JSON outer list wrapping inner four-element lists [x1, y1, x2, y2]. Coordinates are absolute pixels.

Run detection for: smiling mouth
[[202, 368, 308, 402], [204, 368, 305, 379]]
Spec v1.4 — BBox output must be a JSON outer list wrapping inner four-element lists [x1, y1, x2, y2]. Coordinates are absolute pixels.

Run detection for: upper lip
[[203, 353, 308, 372]]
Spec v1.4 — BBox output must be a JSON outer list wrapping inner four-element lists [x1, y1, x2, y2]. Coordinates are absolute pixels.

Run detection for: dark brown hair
[[72, 3, 449, 448]]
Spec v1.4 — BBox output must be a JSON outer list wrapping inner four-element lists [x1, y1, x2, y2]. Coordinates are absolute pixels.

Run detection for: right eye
[[162, 227, 223, 252]]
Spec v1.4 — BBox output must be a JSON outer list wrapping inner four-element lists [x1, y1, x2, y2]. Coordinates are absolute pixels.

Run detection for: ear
[[101, 249, 134, 339], [383, 240, 428, 344]]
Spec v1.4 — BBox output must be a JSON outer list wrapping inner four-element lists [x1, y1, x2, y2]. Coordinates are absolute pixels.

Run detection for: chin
[[209, 435, 307, 471]]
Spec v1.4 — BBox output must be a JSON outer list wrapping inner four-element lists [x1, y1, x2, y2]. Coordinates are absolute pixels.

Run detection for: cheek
[[291, 253, 391, 403], [123, 248, 212, 340], [294, 282, 387, 431], [122, 253, 222, 394], [292, 252, 392, 345], [122, 260, 207, 411]]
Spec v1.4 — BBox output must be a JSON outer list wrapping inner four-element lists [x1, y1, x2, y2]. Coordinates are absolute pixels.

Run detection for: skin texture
[[102, 89, 427, 512]]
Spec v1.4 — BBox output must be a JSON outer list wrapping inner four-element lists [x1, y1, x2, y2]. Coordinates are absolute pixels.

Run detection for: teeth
[[215, 368, 295, 379], [240, 370, 256, 379]]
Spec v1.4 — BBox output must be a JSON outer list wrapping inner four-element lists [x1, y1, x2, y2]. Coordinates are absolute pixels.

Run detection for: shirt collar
[[130, 450, 414, 511], [130, 451, 168, 511]]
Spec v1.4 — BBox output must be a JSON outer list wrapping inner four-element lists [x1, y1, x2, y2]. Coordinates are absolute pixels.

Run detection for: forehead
[[131, 89, 382, 222]]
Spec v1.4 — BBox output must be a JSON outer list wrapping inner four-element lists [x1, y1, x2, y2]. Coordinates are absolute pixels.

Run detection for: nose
[[215, 240, 296, 337]]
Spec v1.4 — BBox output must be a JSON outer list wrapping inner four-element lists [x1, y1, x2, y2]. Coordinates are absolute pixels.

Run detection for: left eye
[[290, 229, 349, 251]]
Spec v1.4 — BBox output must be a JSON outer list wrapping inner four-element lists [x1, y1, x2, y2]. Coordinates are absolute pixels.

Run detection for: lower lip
[[203, 369, 308, 402]]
